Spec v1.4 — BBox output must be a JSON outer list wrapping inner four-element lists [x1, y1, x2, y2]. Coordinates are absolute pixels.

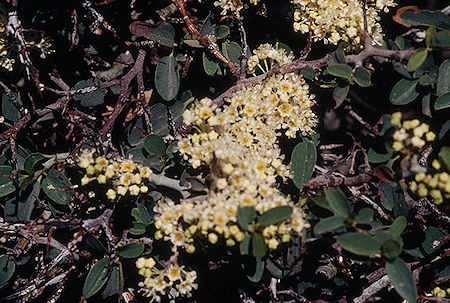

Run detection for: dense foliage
[[0, 0, 449, 302]]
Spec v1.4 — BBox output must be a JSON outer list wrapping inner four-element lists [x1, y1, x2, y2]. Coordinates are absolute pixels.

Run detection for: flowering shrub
[[0, 1, 449, 303]]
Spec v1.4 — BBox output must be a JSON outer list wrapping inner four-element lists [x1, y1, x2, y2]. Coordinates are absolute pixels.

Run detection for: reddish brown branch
[[172, 0, 240, 74]]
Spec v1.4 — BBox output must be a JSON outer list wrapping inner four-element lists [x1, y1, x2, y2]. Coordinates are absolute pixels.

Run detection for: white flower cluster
[[292, 0, 396, 47], [247, 43, 295, 75], [153, 44, 315, 254], [78, 148, 152, 200], [136, 257, 198, 302], [214, 0, 260, 16]]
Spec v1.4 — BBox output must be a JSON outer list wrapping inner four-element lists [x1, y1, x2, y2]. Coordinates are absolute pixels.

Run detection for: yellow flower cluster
[[214, 0, 260, 16], [153, 44, 314, 252], [432, 286, 450, 298], [409, 164, 449, 205], [390, 112, 435, 153], [135, 257, 198, 302], [77, 148, 152, 200], [292, 0, 396, 47], [0, 38, 15, 72]]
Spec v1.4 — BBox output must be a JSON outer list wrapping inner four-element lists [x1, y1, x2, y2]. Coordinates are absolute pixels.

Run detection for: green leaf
[[437, 59, 450, 97], [252, 233, 267, 258], [337, 232, 382, 256], [42, 169, 74, 205], [406, 48, 428, 72], [432, 30, 450, 48], [385, 258, 417, 303], [357, 208, 374, 224], [2, 93, 21, 123], [246, 258, 265, 282], [435, 92, 450, 110], [143, 134, 166, 157], [83, 258, 111, 298], [215, 25, 230, 39], [238, 207, 256, 230], [313, 216, 347, 235], [222, 41, 242, 64], [24, 153, 46, 174], [439, 120, 450, 140], [258, 206, 293, 227], [396, 8, 450, 31], [202, 52, 219, 76], [326, 64, 353, 80], [332, 85, 349, 109], [73, 78, 106, 107], [389, 216, 407, 235], [131, 205, 152, 225], [300, 69, 315, 81], [101, 262, 123, 299], [353, 67, 371, 87], [5, 181, 39, 222], [291, 141, 316, 191], [382, 239, 403, 260], [0, 166, 17, 197], [128, 221, 147, 236], [143, 22, 175, 47], [324, 188, 350, 217], [422, 227, 445, 254], [368, 146, 394, 163], [390, 79, 419, 105], [199, 12, 215, 35], [439, 146, 450, 170], [155, 54, 180, 101], [426, 27, 436, 49], [0, 255, 15, 289], [117, 243, 144, 259], [240, 234, 251, 255]]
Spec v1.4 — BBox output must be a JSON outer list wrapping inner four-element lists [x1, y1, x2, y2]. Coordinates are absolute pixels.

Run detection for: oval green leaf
[[0, 255, 15, 288], [101, 262, 123, 299], [314, 216, 347, 235], [24, 153, 46, 174], [155, 54, 180, 101], [215, 25, 230, 39], [42, 170, 74, 205], [83, 258, 111, 298], [389, 216, 407, 235], [117, 243, 144, 259], [326, 64, 353, 80], [258, 206, 292, 227], [437, 59, 450, 97], [202, 52, 219, 76], [354, 67, 371, 87], [406, 48, 428, 72], [222, 41, 242, 64], [291, 141, 316, 191], [390, 79, 419, 105], [337, 232, 382, 256], [421, 227, 445, 255], [73, 78, 106, 107], [252, 233, 267, 258], [435, 92, 450, 110], [357, 208, 374, 224], [385, 258, 417, 303], [143, 134, 166, 157], [324, 188, 350, 217], [240, 234, 251, 255], [238, 206, 256, 230]]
